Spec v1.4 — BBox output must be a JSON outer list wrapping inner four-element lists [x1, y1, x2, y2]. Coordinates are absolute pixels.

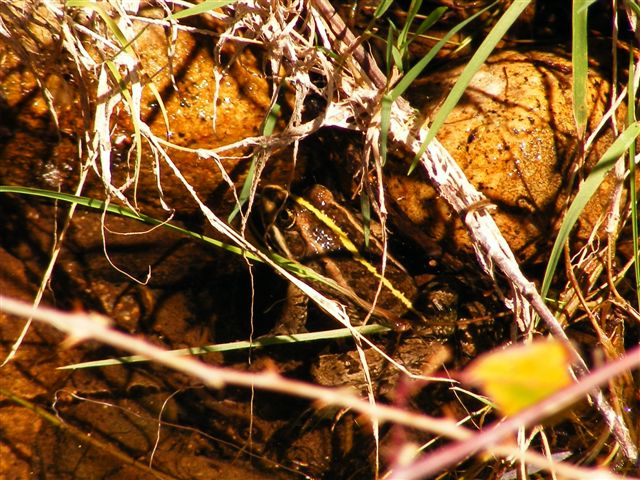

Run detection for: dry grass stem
[[1, 294, 638, 480], [1, 0, 639, 476]]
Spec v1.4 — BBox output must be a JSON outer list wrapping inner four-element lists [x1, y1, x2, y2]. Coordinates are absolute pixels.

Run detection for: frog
[[310, 336, 451, 393], [256, 184, 424, 334]]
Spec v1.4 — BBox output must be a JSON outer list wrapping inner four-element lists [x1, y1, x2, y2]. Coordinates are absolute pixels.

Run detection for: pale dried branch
[[306, 0, 638, 463], [0, 294, 637, 480]]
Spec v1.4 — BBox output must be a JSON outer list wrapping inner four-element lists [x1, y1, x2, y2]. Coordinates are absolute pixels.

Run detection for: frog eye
[[276, 207, 296, 229]]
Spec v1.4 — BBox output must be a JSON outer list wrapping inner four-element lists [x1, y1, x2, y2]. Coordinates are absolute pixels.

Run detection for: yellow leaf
[[462, 340, 573, 415]]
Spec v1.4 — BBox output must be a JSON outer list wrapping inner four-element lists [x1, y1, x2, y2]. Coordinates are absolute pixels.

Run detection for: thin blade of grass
[[58, 324, 392, 369], [389, 4, 489, 101], [360, 188, 372, 247], [385, 21, 397, 76], [572, 0, 595, 136], [396, 0, 423, 59], [67, 1, 149, 206], [410, 6, 447, 41], [381, 4, 491, 171], [0, 188, 370, 306], [228, 102, 281, 222], [628, 52, 640, 309], [66, 1, 128, 46], [409, 0, 532, 173], [380, 93, 392, 164], [169, 0, 235, 20], [0, 186, 260, 260], [373, 0, 395, 20], [541, 122, 640, 299], [103, 60, 144, 198]]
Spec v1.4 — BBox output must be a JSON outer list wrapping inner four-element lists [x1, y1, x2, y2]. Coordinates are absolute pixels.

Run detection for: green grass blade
[[373, 0, 395, 19], [58, 324, 391, 369], [66, 1, 128, 48], [385, 21, 397, 75], [359, 188, 372, 247], [628, 52, 640, 309], [397, 0, 423, 56], [628, 0, 640, 17], [380, 94, 392, 165], [410, 6, 447, 40], [0, 187, 367, 303], [391, 44, 404, 73], [169, 0, 235, 20], [382, 4, 492, 175], [409, 0, 532, 173], [572, 0, 595, 136], [0, 185, 261, 261], [67, 1, 145, 195], [390, 4, 488, 101], [228, 101, 281, 223], [541, 122, 640, 299]]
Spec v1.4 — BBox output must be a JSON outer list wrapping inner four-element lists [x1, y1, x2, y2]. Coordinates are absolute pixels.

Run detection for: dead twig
[[309, 0, 638, 464], [0, 295, 637, 480]]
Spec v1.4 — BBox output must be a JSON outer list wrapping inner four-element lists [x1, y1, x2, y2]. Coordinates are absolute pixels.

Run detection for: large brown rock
[[390, 49, 620, 264]]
